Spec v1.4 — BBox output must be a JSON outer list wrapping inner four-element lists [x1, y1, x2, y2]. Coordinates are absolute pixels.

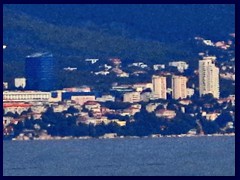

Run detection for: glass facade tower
[[25, 52, 56, 91]]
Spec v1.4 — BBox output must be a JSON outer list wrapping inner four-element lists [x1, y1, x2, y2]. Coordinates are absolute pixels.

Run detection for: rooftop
[[26, 52, 53, 58]]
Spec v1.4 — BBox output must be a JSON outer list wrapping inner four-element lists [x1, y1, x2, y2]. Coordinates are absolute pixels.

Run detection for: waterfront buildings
[[199, 56, 220, 98]]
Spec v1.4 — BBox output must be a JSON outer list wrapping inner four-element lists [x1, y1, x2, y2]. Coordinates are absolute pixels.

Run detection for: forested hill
[[4, 4, 234, 41], [3, 5, 234, 82]]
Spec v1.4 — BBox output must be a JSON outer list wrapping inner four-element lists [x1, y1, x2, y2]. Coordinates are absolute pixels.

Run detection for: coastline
[[6, 132, 235, 141]]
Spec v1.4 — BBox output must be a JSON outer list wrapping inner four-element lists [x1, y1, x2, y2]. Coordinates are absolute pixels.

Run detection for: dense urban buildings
[[25, 52, 56, 91], [199, 56, 220, 98], [3, 39, 235, 139]]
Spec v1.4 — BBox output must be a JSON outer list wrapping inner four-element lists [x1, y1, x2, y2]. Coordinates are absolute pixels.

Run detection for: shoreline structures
[[7, 132, 235, 141]]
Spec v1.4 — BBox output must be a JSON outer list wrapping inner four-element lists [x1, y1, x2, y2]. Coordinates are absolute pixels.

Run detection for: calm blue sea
[[3, 136, 235, 176]]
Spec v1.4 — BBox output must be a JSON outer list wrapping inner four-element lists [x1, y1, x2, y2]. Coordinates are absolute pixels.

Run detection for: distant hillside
[[3, 7, 192, 81], [3, 4, 234, 83], [4, 4, 235, 41]]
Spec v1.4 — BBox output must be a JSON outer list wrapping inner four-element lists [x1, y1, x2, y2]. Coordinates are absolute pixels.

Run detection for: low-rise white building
[[110, 120, 126, 126], [52, 104, 69, 113], [130, 62, 148, 68], [203, 40, 215, 46], [84, 116, 110, 125], [3, 116, 14, 127], [31, 105, 47, 114], [153, 64, 165, 71], [104, 64, 112, 70], [117, 72, 129, 77], [3, 91, 51, 102], [95, 71, 110, 75], [169, 61, 189, 72], [146, 103, 160, 113], [63, 67, 77, 71], [96, 95, 115, 102], [187, 88, 195, 97], [133, 83, 153, 92], [220, 73, 235, 81], [179, 99, 192, 105], [71, 95, 96, 105], [155, 109, 176, 119], [217, 95, 235, 106], [202, 112, 220, 121], [84, 101, 101, 111], [63, 86, 91, 92], [85, 58, 99, 64], [3, 82, 8, 89], [123, 92, 141, 103], [14, 78, 26, 89], [101, 133, 118, 138], [112, 85, 133, 92]]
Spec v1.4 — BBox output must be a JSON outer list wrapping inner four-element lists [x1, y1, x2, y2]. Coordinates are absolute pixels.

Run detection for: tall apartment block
[[152, 75, 167, 99], [199, 57, 219, 98], [172, 75, 188, 99]]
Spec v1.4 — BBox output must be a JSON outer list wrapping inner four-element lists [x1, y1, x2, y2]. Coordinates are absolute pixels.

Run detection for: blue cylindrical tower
[[25, 52, 56, 91]]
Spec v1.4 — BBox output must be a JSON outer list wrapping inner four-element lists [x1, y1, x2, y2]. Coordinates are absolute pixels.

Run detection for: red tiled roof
[[84, 101, 99, 105], [3, 103, 32, 108]]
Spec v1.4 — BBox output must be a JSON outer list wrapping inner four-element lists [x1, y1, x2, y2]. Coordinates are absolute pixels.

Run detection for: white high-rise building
[[172, 75, 188, 99], [199, 57, 219, 98], [152, 75, 167, 99]]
